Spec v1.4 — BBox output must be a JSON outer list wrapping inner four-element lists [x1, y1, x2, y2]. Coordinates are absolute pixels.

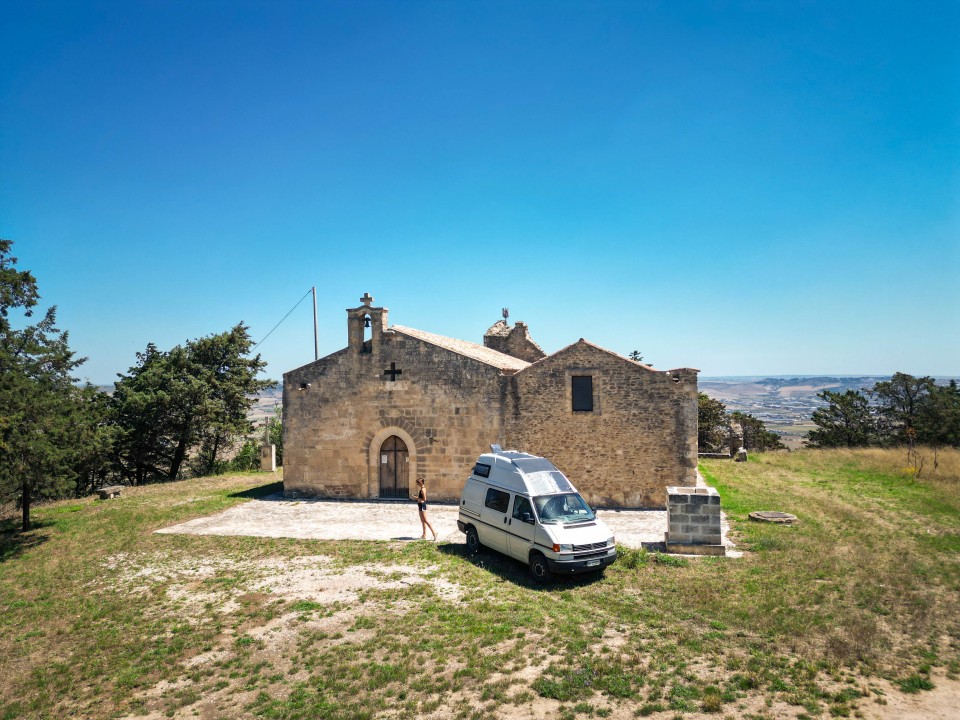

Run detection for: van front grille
[[573, 541, 608, 552]]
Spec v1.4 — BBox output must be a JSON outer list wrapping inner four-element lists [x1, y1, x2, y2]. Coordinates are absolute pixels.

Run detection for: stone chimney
[[483, 319, 546, 363]]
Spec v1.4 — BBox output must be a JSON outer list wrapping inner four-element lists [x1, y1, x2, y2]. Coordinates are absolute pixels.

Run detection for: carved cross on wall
[[384, 362, 402, 382]]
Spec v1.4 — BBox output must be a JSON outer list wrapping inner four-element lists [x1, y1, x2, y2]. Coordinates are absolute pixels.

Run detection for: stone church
[[282, 294, 699, 509]]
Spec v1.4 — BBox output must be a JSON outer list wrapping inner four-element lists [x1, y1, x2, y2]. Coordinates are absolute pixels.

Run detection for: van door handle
[[503, 517, 508, 524]]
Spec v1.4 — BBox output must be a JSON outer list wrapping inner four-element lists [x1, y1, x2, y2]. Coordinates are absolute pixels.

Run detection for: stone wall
[[283, 331, 507, 502], [504, 341, 699, 508], [283, 305, 700, 509]]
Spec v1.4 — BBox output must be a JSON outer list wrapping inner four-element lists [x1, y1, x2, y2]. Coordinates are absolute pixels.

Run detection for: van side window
[[512, 496, 534, 524], [484, 488, 510, 513], [473, 463, 491, 478]]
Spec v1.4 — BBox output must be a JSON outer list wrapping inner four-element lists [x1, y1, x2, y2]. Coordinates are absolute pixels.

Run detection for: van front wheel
[[465, 526, 481, 554], [529, 552, 552, 583]]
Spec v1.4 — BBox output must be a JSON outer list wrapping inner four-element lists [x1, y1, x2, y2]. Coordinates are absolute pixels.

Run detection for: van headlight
[[552, 543, 573, 552], [606, 537, 615, 547]]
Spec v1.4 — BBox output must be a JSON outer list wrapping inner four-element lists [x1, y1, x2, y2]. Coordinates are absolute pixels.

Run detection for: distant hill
[[697, 375, 957, 449], [249, 384, 282, 426], [699, 376, 882, 401], [698, 376, 889, 450]]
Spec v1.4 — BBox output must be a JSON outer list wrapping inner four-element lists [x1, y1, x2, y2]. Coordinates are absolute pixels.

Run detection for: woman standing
[[415, 477, 437, 541]]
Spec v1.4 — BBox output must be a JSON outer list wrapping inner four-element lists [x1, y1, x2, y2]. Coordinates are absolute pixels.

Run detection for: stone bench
[[97, 485, 123, 500]]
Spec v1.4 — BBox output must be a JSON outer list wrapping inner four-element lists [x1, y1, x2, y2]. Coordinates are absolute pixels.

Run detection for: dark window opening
[[473, 463, 491, 478], [572, 375, 593, 412], [484, 488, 510, 513]]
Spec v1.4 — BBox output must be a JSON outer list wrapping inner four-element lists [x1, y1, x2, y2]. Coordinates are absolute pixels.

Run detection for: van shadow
[[0, 517, 52, 563], [437, 542, 604, 591]]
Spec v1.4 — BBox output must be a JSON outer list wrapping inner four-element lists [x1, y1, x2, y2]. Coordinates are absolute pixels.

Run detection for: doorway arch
[[368, 426, 418, 499], [378, 435, 408, 498]]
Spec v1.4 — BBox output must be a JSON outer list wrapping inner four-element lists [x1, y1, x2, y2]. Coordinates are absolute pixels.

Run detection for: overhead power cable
[[252, 288, 313, 352]]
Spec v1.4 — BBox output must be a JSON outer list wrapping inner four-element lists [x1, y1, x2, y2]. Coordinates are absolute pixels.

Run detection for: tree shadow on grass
[[0, 517, 52, 563], [228, 481, 284, 500], [438, 542, 605, 591]]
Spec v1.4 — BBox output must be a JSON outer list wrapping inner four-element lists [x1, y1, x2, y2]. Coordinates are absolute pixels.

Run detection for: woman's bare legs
[[419, 510, 437, 541]]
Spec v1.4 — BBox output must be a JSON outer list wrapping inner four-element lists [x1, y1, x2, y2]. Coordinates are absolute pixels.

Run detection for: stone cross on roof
[[360, 292, 374, 306]]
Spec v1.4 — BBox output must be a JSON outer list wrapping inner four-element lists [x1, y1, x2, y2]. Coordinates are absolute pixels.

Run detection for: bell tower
[[347, 292, 389, 355]]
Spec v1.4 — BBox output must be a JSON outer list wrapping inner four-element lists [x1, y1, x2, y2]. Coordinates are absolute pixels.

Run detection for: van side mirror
[[521, 512, 533, 523]]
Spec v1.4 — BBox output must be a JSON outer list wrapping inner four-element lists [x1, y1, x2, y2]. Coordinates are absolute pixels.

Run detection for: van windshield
[[533, 493, 596, 524]]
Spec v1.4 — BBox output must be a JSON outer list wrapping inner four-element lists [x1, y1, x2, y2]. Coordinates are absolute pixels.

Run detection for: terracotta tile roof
[[390, 325, 531, 372]]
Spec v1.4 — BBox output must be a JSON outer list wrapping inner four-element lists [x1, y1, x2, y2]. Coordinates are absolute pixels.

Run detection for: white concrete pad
[[156, 495, 737, 553]]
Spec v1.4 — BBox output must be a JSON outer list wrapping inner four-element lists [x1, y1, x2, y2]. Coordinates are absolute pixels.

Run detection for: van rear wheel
[[465, 526, 481, 554], [529, 552, 552, 583]]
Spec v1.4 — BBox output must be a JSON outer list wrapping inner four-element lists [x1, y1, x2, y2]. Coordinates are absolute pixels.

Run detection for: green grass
[[1, 449, 958, 718]]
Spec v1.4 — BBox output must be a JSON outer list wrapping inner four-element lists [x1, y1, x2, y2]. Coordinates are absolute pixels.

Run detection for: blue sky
[[2, 1, 958, 384]]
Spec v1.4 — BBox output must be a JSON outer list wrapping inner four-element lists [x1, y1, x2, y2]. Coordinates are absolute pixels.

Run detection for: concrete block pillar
[[664, 486, 725, 556]]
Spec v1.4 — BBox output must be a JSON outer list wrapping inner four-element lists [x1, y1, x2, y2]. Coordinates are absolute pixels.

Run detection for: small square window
[[572, 375, 593, 412]]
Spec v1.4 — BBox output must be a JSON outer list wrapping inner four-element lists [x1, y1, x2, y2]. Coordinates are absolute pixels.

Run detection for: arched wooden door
[[378, 435, 408, 498]]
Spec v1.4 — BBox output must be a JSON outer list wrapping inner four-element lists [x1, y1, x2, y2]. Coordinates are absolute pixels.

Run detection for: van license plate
[[587, 560, 600, 567]]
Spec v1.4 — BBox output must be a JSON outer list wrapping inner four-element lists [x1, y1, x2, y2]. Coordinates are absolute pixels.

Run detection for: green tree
[[698, 393, 730, 452], [0, 240, 88, 530], [921, 380, 960, 448], [871, 372, 936, 444], [71, 383, 117, 497], [730, 411, 786, 451], [806, 389, 875, 448], [269, 407, 283, 466], [628, 350, 644, 363], [228, 439, 261, 472], [112, 324, 271, 482]]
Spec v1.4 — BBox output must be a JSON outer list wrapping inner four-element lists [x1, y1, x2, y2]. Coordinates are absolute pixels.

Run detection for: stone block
[[260, 444, 277, 472], [664, 540, 726, 556]]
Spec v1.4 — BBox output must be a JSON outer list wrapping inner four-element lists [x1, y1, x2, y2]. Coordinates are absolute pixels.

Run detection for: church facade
[[282, 294, 699, 509]]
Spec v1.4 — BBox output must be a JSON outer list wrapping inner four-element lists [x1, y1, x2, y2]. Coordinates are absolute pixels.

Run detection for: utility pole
[[312, 286, 318, 361]]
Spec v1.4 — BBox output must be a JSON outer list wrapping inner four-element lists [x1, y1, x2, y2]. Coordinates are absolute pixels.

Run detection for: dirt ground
[[859, 674, 960, 720], [146, 496, 959, 720], [111, 546, 960, 720]]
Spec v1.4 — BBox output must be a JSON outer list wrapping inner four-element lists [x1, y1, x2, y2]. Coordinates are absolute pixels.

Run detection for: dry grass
[[0, 450, 958, 719], [702, 447, 960, 669]]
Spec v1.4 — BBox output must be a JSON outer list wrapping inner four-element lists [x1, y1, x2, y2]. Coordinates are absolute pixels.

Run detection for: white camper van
[[457, 446, 617, 581]]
